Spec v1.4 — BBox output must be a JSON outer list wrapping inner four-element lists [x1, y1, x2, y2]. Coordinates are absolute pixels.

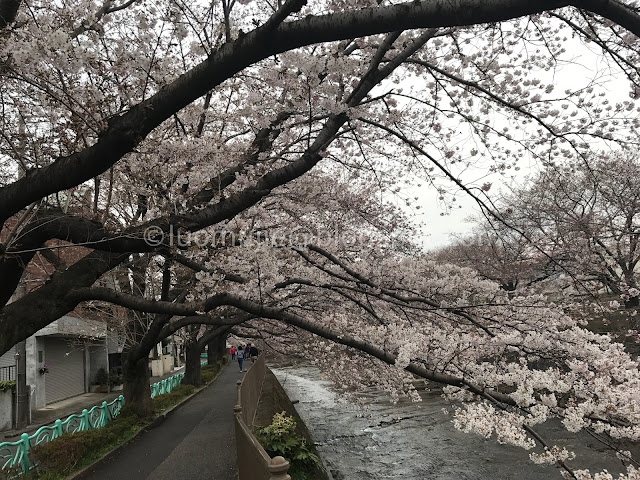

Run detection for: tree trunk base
[[123, 355, 153, 417], [182, 343, 202, 387]]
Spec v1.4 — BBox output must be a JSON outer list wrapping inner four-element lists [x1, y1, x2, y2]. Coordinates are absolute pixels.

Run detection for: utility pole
[[14, 345, 28, 429], [14, 116, 30, 429]]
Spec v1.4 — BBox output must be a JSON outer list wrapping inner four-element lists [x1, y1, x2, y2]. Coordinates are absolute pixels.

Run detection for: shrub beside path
[[80, 361, 241, 480]]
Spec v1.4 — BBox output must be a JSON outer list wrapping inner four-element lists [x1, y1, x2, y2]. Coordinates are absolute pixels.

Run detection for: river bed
[[272, 365, 635, 480]]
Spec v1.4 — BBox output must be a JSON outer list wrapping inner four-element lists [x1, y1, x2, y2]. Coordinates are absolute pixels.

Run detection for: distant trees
[[475, 152, 640, 307], [434, 221, 551, 292], [440, 151, 640, 309]]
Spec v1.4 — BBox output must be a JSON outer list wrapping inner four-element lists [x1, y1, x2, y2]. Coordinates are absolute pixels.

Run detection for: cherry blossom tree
[[81, 242, 640, 478], [113, 162, 415, 411], [502, 151, 640, 308], [3, 0, 640, 476], [3, 0, 640, 351], [434, 221, 552, 292]]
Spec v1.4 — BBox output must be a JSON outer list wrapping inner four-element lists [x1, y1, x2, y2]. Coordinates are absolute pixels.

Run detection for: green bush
[[200, 362, 222, 384], [0, 380, 15, 392], [108, 373, 123, 387], [95, 367, 108, 386], [255, 412, 323, 480]]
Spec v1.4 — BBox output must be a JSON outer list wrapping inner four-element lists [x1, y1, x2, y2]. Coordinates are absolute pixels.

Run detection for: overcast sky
[[402, 33, 633, 253]]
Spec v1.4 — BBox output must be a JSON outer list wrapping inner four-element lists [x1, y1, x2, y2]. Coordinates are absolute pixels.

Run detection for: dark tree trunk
[[218, 335, 227, 363], [625, 296, 639, 308], [0, 0, 21, 29], [207, 339, 217, 366], [207, 334, 226, 365], [182, 342, 202, 387], [0, 250, 127, 356], [123, 352, 152, 416]]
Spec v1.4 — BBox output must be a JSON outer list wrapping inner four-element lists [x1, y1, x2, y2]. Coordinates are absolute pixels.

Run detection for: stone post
[[268, 456, 291, 480]]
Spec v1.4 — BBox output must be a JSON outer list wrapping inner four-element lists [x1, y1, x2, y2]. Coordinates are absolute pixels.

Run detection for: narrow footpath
[[81, 361, 241, 480]]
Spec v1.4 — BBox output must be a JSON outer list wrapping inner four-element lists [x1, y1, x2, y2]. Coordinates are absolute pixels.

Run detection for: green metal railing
[[0, 395, 125, 473], [150, 370, 186, 398], [0, 364, 199, 473]]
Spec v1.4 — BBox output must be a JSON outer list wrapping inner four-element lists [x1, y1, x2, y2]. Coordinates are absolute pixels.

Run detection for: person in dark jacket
[[249, 345, 259, 360]]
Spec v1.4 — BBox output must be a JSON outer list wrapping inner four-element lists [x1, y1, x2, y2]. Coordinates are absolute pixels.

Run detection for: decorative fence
[[0, 395, 125, 473], [0, 366, 193, 474], [234, 355, 291, 480], [150, 370, 186, 399]]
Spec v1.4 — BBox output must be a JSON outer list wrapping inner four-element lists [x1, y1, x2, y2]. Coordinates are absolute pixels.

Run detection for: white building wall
[[4, 316, 109, 409]]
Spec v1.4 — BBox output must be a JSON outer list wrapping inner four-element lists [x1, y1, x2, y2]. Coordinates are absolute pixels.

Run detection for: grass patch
[[0, 465, 31, 480], [152, 384, 196, 412], [27, 406, 146, 479], [201, 360, 224, 384]]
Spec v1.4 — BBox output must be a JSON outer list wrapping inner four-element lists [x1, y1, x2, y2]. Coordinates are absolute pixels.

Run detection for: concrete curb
[[66, 364, 227, 480]]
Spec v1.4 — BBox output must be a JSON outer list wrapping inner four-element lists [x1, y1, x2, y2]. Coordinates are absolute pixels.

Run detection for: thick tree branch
[[0, 250, 129, 355], [55, 284, 518, 405], [196, 325, 231, 351], [0, 0, 577, 225], [216, 293, 520, 407], [570, 0, 640, 39], [0, 0, 20, 29]]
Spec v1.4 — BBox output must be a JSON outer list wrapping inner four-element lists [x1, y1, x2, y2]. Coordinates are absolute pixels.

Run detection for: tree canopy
[[3, 0, 640, 477]]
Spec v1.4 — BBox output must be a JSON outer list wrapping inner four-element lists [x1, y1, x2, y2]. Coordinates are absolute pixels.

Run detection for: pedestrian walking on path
[[81, 361, 239, 480], [230, 346, 235, 360], [236, 346, 245, 371], [249, 345, 259, 361], [244, 344, 252, 366]]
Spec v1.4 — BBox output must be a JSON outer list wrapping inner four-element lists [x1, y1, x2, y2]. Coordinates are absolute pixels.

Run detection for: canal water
[[272, 365, 635, 480]]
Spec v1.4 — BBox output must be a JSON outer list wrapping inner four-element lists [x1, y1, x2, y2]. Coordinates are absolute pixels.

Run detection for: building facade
[[0, 315, 109, 418]]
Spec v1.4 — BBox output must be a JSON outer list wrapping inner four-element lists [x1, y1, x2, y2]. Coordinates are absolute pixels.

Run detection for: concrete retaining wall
[[254, 368, 330, 480], [0, 388, 14, 431]]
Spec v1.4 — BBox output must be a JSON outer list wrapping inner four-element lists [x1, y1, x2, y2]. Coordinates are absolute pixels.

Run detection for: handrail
[[0, 364, 195, 473]]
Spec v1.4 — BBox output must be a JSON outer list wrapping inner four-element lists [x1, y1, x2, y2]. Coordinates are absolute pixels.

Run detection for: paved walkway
[[81, 361, 241, 480]]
